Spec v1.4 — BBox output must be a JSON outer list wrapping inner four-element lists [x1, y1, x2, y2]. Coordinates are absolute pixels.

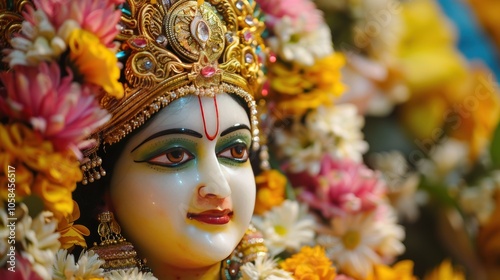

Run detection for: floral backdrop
[[1, 0, 500, 279]]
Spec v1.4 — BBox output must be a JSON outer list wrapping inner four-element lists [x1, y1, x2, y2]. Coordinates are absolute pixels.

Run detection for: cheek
[[229, 165, 256, 220], [109, 164, 198, 234]]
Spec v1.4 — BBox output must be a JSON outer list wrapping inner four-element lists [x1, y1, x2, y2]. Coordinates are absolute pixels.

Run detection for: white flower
[[459, 179, 498, 224], [306, 104, 368, 163], [104, 267, 158, 280], [274, 104, 368, 175], [4, 9, 71, 67], [369, 151, 421, 221], [240, 254, 293, 280], [417, 138, 470, 183], [53, 249, 105, 280], [274, 124, 324, 174], [374, 205, 406, 263], [252, 200, 316, 256], [316, 206, 405, 279], [18, 209, 61, 280], [269, 18, 333, 66]]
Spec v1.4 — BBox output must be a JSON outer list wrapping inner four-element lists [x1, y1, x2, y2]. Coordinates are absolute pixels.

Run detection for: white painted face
[[109, 93, 256, 269]]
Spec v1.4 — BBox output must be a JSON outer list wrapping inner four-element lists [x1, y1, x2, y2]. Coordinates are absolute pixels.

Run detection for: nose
[[197, 156, 231, 199]]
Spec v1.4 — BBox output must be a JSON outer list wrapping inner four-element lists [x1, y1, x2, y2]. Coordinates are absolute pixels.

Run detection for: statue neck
[[148, 260, 221, 280]]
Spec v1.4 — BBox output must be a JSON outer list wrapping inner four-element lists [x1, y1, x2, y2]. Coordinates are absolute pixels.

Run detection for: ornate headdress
[[80, 0, 267, 183], [0, 0, 267, 184], [96, 0, 266, 144]]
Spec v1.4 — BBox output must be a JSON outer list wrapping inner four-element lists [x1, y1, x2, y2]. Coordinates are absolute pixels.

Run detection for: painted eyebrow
[[220, 124, 251, 137], [131, 128, 203, 153]]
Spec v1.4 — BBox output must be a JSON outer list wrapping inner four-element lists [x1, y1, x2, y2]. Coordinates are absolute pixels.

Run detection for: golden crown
[[97, 0, 266, 146]]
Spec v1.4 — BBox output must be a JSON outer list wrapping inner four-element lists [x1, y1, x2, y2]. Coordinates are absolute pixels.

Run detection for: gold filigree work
[[93, 0, 266, 153]]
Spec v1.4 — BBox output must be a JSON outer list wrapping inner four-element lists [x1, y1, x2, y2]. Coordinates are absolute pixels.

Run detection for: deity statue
[[70, 0, 271, 278]]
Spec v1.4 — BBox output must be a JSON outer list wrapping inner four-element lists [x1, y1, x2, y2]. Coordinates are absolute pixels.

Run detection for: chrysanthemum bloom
[[105, 267, 158, 280], [240, 254, 293, 280], [16, 208, 61, 280], [53, 249, 105, 280], [257, 0, 332, 66], [305, 104, 368, 163], [254, 169, 288, 215], [34, 0, 124, 47], [0, 63, 111, 155], [274, 123, 324, 175], [268, 53, 345, 116], [57, 200, 90, 249], [280, 246, 337, 280], [316, 207, 405, 280], [296, 156, 386, 218], [252, 200, 316, 256], [0, 123, 82, 219], [4, 6, 66, 67]]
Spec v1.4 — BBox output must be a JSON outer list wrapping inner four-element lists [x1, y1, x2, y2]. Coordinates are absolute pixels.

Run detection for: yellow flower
[[254, 169, 287, 215], [397, 0, 467, 93], [68, 29, 123, 99], [447, 67, 500, 161], [280, 246, 337, 280], [58, 200, 90, 249], [0, 123, 82, 219], [367, 260, 417, 280], [269, 53, 345, 116], [400, 66, 500, 161], [424, 260, 465, 280]]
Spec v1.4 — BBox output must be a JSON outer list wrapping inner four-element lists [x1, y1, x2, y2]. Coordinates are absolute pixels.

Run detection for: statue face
[[109, 94, 256, 268]]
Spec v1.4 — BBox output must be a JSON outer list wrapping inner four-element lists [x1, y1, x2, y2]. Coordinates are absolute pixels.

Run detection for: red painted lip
[[187, 209, 233, 225]]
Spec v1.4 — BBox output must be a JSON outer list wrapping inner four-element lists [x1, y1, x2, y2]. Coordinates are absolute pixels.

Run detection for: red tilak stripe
[[198, 95, 219, 141]]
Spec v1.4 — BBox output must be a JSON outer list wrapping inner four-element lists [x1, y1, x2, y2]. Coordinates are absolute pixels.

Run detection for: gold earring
[[89, 211, 149, 273]]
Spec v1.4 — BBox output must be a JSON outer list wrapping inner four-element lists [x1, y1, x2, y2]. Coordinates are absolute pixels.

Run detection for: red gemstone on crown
[[201, 66, 216, 77], [244, 31, 253, 42], [130, 37, 148, 48]]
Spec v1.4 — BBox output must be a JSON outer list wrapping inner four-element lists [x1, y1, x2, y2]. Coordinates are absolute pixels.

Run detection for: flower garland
[[0, 0, 124, 278]]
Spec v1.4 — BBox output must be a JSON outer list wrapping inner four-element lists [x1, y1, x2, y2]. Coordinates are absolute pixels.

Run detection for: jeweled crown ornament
[[94, 0, 266, 146]]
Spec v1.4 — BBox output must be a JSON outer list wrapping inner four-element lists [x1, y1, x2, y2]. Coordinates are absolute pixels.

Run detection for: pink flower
[[291, 155, 387, 218], [256, 0, 323, 32], [34, 0, 124, 47], [0, 62, 110, 157]]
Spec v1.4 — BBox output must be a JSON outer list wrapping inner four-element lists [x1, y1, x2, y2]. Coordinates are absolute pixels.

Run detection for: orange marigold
[[268, 53, 345, 117], [254, 169, 287, 215], [280, 246, 337, 280], [68, 29, 123, 99], [0, 123, 82, 219]]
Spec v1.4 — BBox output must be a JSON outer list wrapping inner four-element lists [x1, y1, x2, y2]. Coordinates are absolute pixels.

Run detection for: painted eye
[[218, 143, 249, 162], [148, 148, 194, 167]]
